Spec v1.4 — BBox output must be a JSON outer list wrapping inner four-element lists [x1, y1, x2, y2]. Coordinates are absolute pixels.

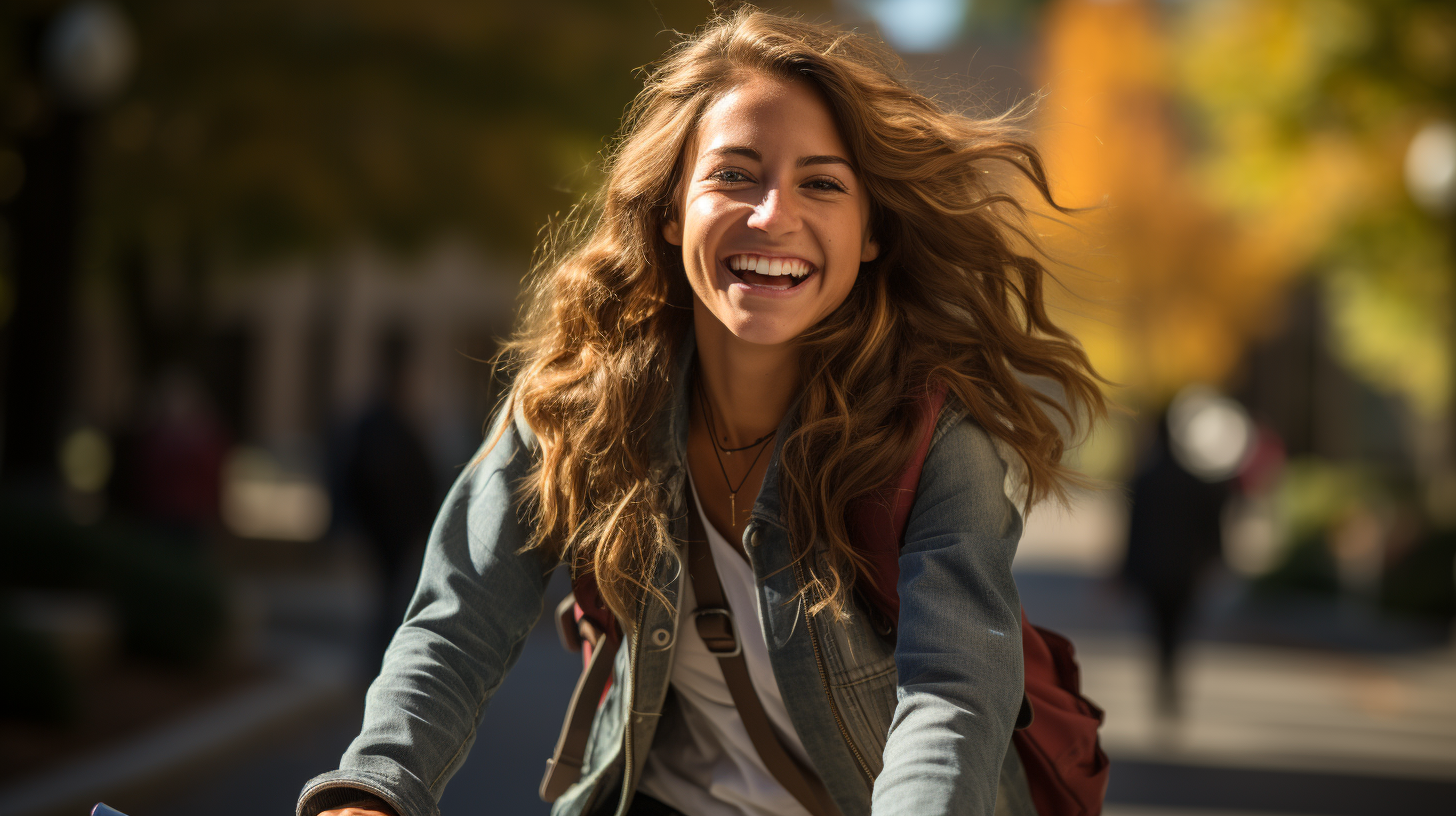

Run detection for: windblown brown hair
[[498, 7, 1105, 628]]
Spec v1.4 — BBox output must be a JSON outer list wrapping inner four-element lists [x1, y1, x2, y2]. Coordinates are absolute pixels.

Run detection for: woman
[[300, 8, 1102, 816]]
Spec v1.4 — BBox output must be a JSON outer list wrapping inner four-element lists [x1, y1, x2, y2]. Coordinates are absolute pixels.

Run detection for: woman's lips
[[721, 255, 818, 293], [725, 253, 816, 278], [719, 259, 815, 294], [739, 268, 804, 288]]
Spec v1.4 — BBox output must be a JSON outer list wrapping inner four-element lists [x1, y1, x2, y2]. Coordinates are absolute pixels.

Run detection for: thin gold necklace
[[696, 374, 775, 522]]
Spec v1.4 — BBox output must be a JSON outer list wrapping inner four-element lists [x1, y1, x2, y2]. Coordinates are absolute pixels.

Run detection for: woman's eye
[[805, 177, 848, 193], [711, 169, 752, 183]]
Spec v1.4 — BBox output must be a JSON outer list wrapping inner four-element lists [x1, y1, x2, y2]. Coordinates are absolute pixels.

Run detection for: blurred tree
[[1034, 0, 1455, 463], [1031, 0, 1456, 605], [77, 0, 742, 262], [1171, 0, 1456, 420], [1031, 0, 1311, 404]]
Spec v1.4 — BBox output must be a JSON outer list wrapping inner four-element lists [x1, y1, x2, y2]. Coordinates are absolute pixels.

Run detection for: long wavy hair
[[499, 7, 1105, 627]]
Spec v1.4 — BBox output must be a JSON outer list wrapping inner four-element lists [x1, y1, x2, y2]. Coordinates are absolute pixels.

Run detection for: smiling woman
[[298, 8, 1104, 816]]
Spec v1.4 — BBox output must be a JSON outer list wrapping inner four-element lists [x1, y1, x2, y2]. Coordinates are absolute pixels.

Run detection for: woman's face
[[664, 73, 878, 348]]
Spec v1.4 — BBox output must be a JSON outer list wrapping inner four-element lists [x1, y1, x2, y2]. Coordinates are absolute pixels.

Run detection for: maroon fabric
[[1013, 621, 1110, 816], [570, 578, 618, 702], [572, 572, 621, 649], [845, 389, 946, 624]]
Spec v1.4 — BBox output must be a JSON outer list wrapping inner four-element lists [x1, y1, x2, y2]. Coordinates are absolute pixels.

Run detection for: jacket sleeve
[[297, 404, 556, 816], [871, 416, 1025, 816]]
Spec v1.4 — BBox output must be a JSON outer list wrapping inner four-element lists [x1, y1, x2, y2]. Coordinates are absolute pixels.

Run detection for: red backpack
[[559, 392, 1109, 815]]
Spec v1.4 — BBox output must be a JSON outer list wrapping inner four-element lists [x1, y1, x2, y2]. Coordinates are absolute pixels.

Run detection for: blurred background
[[1, 0, 1453, 814]]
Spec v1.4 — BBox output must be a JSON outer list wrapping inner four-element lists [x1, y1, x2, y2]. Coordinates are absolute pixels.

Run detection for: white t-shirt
[[636, 475, 814, 816]]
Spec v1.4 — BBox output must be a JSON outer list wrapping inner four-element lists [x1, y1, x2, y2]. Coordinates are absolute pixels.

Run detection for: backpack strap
[[846, 388, 947, 625], [539, 625, 620, 801], [570, 571, 621, 648], [685, 487, 840, 816]]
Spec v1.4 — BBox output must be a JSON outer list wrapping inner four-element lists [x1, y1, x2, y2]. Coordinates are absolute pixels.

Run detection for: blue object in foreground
[[92, 805, 128, 816]]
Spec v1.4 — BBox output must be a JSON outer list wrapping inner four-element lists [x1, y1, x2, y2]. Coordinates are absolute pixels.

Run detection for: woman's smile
[[663, 73, 878, 346], [721, 253, 819, 296]]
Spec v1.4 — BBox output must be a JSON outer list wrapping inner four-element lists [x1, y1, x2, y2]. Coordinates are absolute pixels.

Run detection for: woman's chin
[[729, 327, 799, 347], [691, 286, 826, 348], [696, 307, 803, 348]]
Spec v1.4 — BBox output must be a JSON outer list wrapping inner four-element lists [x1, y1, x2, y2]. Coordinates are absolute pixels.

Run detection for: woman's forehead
[[690, 74, 851, 165]]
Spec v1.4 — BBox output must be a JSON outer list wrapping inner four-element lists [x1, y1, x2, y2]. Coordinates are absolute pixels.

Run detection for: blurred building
[[69, 240, 518, 542]]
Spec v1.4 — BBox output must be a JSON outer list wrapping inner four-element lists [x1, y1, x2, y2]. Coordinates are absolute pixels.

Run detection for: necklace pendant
[[730, 492, 736, 520]]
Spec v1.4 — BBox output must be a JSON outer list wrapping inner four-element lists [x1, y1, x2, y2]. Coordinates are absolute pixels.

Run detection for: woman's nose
[[746, 187, 801, 235]]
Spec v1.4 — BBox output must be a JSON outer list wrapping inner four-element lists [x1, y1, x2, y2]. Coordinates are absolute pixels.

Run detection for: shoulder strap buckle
[[692, 606, 741, 657]]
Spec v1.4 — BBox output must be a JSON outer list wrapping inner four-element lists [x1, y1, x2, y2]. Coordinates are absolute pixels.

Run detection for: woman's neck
[[692, 307, 801, 446]]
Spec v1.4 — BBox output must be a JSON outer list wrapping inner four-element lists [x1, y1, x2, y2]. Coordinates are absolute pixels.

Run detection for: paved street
[[1078, 633, 1456, 814], [1014, 494, 1456, 814], [1085, 635, 1456, 781], [132, 636, 582, 816], [127, 568, 583, 816]]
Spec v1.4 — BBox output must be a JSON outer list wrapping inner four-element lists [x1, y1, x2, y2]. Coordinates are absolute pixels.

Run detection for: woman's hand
[[317, 796, 398, 816]]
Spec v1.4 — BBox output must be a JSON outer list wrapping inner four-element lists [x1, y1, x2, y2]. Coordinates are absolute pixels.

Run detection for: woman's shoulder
[[922, 391, 1028, 515], [480, 393, 543, 456], [450, 396, 540, 491]]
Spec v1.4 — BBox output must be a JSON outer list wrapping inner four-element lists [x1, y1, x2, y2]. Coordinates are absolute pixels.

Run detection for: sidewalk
[[1015, 491, 1456, 814], [0, 545, 581, 816], [0, 652, 356, 816], [0, 555, 374, 816], [1078, 631, 1456, 814], [1082, 634, 1456, 781]]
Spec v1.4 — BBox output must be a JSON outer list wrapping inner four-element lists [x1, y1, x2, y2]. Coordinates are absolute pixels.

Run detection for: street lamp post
[[1403, 120, 1456, 621], [0, 2, 133, 491]]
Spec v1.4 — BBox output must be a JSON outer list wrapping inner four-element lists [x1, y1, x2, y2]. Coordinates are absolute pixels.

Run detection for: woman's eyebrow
[[702, 147, 853, 171], [706, 146, 761, 161], [797, 154, 853, 169]]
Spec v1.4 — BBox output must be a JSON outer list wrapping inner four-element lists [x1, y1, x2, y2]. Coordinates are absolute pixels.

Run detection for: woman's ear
[[860, 234, 880, 263], [662, 209, 683, 246]]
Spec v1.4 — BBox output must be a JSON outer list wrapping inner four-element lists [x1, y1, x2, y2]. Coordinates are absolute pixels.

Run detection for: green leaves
[[39, 0, 718, 264]]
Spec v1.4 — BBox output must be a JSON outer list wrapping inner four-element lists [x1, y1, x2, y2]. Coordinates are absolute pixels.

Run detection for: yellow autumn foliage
[[1031, 0, 1451, 415]]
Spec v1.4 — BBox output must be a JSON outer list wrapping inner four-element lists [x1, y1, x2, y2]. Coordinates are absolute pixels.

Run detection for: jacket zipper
[[615, 591, 648, 816], [793, 554, 876, 788]]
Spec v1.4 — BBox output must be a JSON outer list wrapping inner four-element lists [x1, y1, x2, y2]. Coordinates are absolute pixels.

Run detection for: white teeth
[[726, 255, 813, 277]]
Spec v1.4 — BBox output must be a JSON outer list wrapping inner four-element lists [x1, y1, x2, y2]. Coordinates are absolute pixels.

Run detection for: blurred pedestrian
[[114, 367, 230, 543], [1122, 402, 1236, 719], [344, 330, 438, 666]]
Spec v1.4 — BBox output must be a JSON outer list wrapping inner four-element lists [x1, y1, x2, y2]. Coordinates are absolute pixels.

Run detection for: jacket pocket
[[817, 604, 898, 778], [831, 657, 897, 778]]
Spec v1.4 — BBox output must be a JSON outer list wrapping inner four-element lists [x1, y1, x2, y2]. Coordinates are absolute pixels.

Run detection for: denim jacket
[[297, 337, 1033, 816]]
